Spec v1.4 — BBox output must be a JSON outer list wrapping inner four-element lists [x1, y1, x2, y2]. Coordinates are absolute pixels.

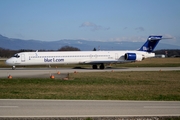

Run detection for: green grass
[[0, 71, 180, 100], [114, 58, 180, 67]]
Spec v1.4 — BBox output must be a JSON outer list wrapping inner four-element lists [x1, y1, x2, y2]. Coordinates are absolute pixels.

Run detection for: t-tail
[[138, 35, 162, 52]]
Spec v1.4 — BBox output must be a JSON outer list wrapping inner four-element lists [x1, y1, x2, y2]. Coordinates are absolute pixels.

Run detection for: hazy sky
[[0, 0, 180, 46]]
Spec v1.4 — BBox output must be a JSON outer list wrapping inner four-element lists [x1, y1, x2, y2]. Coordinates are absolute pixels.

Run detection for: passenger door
[[21, 54, 25, 62], [115, 53, 119, 60]]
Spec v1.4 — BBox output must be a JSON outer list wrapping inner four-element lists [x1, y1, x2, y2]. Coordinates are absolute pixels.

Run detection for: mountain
[[0, 34, 179, 51]]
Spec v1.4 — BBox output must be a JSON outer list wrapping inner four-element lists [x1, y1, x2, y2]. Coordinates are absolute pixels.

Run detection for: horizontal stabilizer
[[148, 36, 162, 40]]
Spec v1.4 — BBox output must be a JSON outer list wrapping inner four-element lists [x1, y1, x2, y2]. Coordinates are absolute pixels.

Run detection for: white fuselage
[[5, 35, 162, 69], [5, 51, 155, 66]]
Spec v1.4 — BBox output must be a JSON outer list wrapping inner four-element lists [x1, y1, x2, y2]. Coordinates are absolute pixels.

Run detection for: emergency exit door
[[115, 53, 119, 60]]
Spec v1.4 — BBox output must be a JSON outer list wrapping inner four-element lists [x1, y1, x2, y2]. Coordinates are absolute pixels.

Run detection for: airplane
[[6, 35, 162, 70]]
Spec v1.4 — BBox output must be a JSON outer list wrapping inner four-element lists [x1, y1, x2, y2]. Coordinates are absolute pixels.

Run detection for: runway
[[0, 67, 180, 78], [0, 99, 180, 117]]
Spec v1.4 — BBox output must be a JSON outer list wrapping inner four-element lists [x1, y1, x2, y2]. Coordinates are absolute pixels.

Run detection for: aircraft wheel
[[99, 64, 105, 69], [12, 66, 16, 70], [92, 65, 97, 69]]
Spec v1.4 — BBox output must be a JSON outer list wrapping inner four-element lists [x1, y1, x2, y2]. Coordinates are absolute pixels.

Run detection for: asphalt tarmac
[[0, 99, 180, 117], [0, 67, 180, 78]]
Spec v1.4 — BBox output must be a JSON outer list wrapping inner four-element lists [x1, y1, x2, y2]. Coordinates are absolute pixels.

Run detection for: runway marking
[[1, 114, 180, 118], [144, 106, 180, 109], [0, 106, 19, 108]]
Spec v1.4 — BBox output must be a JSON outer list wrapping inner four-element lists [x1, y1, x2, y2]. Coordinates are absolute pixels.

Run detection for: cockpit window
[[13, 54, 20, 58]]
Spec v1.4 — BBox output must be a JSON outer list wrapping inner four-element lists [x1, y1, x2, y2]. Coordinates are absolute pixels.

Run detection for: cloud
[[77, 41, 83, 44], [162, 34, 175, 39], [110, 36, 146, 42], [161, 34, 176, 44], [123, 27, 128, 30], [80, 22, 95, 27], [13, 33, 25, 39], [80, 22, 110, 31], [135, 27, 145, 32]]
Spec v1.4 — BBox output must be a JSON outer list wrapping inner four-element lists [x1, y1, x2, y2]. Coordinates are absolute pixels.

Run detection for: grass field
[[117, 58, 180, 67], [0, 71, 180, 100], [0, 58, 180, 100]]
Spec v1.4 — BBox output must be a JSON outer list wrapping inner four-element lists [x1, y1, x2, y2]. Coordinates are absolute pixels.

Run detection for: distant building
[[171, 55, 180, 58], [155, 54, 166, 58]]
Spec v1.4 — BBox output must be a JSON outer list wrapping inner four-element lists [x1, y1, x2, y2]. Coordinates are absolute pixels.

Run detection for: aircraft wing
[[79, 60, 126, 64]]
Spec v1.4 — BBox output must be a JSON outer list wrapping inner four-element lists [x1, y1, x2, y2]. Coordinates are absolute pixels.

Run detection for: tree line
[[154, 49, 180, 57], [0, 46, 80, 58]]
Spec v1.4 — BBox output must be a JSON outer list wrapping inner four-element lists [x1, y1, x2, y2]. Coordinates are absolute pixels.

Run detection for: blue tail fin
[[138, 35, 162, 52]]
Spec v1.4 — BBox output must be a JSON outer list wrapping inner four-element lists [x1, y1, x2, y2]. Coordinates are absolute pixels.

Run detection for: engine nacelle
[[124, 53, 143, 61]]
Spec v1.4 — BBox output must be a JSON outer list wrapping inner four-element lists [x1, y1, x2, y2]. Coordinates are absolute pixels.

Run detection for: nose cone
[[5, 58, 14, 65]]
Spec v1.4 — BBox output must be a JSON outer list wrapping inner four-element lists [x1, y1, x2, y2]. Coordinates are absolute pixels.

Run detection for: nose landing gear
[[12, 66, 16, 70]]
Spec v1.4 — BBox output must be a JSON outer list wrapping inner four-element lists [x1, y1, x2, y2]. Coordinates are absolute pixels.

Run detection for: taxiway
[[0, 67, 180, 78]]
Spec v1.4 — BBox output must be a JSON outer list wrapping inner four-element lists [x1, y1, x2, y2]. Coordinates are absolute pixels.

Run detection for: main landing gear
[[92, 65, 98, 69], [92, 64, 105, 69]]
